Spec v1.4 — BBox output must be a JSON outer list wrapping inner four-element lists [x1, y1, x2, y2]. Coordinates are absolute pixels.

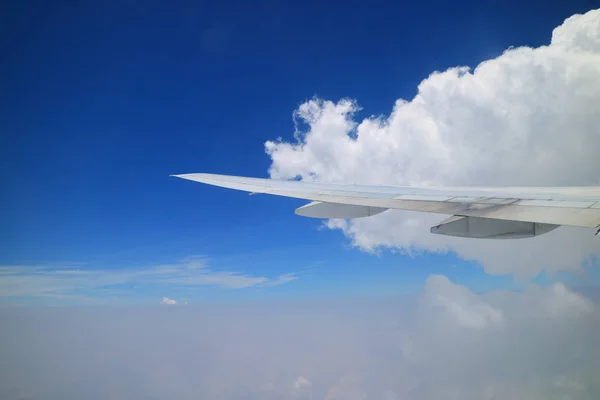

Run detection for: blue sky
[[2, 0, 598, 306]]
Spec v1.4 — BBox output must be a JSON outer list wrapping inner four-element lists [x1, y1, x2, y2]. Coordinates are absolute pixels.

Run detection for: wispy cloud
[[261, 273, 298, 287], [0, 256, 297, 305]]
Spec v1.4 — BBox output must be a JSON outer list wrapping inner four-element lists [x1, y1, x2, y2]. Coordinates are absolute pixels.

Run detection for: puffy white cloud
[[265, 8, 600, 277], [1, 275, 598, 399], [161, 297, 177, 305]]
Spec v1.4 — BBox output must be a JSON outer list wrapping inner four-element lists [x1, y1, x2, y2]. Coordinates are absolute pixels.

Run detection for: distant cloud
[[163, 272, 269, 289], [0, 256, 297, 305], [265, 8, 600, 278], [161, 297, 177, 305], [262, 273, 298, 287], [423, 275, 504, 329], [294, 376, 312, 389], [1, 274, 597, 399], [324, 377, 366, 400]]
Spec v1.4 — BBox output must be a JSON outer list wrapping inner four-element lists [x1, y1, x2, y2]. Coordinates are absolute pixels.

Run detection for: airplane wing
[[172, 173, 600, 239]]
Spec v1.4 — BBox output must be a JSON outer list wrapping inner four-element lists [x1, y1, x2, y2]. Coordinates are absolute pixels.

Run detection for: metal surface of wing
[[172, 173, 600, 233]]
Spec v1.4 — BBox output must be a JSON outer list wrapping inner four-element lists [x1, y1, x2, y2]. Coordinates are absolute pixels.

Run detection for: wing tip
[[170, 173, 204, 180]]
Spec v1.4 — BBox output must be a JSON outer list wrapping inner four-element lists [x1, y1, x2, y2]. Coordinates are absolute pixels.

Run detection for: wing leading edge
[[172, 173, 600, 239]]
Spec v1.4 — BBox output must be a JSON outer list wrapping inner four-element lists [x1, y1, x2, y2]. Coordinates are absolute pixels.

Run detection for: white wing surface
[[172, 173, 600, 239]]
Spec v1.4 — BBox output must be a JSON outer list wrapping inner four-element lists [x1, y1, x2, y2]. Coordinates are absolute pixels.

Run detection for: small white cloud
[[294, 375, 312, 389], [161, 297, 176, 305]]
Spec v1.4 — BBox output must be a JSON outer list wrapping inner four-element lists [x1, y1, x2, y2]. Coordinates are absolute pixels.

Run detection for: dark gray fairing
[[430, 215, 559, 239], [295, 201, 387, 219]]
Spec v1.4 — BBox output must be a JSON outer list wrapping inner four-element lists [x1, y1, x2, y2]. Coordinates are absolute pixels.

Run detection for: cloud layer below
[[1, 275, 598, 399], [265, 9, 600, 277]]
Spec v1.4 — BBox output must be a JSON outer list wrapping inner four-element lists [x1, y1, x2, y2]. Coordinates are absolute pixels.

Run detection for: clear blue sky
[[2, 0, 597, 305]]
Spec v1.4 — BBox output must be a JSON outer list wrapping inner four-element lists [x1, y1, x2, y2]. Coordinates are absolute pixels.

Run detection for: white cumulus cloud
[[265, 8, 600, 278], [161, 297, 177, 305]]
